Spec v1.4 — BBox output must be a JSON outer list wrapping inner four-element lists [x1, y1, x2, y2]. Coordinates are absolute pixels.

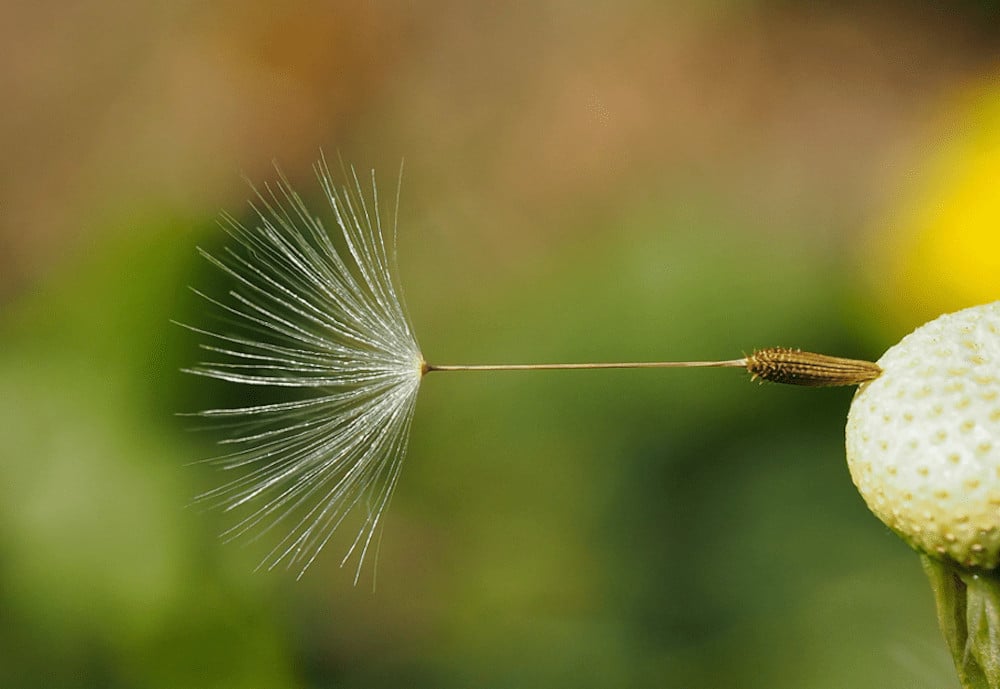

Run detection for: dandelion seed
[[182, 156, 424, 581], [182, 156, 881, 582]]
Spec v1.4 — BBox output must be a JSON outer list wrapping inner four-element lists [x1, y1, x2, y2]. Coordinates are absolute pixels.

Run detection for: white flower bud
[[846, 301, 1000, 568]]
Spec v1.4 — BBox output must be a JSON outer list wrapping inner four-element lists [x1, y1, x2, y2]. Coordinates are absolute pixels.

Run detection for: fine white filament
[[182, 158, 424, 581]]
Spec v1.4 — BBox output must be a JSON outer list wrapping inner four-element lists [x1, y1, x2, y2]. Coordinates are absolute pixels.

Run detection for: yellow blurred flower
[[872, 81, 1000, 329]]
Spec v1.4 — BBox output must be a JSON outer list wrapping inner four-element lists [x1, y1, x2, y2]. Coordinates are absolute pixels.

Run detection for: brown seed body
[[746, 347, 882, 387]]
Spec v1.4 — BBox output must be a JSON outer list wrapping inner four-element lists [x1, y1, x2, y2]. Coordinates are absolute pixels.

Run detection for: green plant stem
[[922, 554, 1000, 689]]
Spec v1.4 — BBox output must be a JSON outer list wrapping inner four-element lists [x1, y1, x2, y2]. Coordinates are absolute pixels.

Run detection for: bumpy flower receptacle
[[846, 301, 1000, 568]]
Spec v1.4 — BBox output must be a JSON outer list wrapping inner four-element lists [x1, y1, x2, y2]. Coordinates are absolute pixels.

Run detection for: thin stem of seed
[[423, 348, 882, 387], [424, 359, 748, 373]]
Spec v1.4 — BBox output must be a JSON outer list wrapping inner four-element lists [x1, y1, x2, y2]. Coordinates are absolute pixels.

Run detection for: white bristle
[[180, 156, 424, 582]]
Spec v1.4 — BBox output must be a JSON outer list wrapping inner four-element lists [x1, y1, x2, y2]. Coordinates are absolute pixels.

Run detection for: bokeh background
[[3, 2, 1000, 687]]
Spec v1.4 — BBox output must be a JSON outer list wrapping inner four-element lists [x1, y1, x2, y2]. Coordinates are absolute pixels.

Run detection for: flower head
[[846, 301, 1000, 568], [182, 157, 424, 580]]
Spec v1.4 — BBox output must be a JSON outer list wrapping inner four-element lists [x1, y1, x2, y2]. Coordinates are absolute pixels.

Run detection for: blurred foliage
[[3, 1, 997, 687], [0, 185, 955, 689], [0, 217, 298, 689]]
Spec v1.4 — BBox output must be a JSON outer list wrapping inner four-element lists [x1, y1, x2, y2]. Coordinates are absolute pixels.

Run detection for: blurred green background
[[3, 2, 1000, 687]]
